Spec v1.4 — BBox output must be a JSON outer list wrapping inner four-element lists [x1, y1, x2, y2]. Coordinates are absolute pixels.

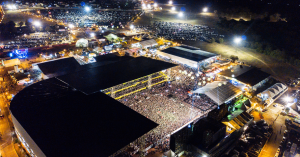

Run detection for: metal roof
[[57, 57, 177, 94]]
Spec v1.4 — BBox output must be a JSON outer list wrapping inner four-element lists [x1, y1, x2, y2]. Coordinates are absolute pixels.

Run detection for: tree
[[19, 21, 24, 27], [25, 21, 31, 27], [230, 55, 239, 62], [6, 21, 16, 28], [219, 38, 224, 44]]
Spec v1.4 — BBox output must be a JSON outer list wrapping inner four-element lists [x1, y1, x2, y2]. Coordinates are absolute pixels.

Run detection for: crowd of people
[[151, 21, 224, 41], [38, 9, 140, 26], [112, 64, 219, 156]]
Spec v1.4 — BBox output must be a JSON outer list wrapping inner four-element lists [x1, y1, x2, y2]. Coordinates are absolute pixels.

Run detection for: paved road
[[257, 102, 286, 157], [0, 94, 18, 157]]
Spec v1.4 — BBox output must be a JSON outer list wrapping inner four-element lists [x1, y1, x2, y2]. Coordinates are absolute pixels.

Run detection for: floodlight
[[234, 37, 242, 44], [203, 7, 208, 12], [130, 25, 134, 29], [84, 6, 90, 12], [169, 1, 173, 5], [178, 12, 183, 17], [171, 7, 175, 11], [33, 21, 41, 27], [90, 33, 95, 37], [69, 24, 74, 28]]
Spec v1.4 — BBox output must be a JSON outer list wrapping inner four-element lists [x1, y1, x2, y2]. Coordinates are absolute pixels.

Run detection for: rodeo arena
[[8, 8, 282, 157]]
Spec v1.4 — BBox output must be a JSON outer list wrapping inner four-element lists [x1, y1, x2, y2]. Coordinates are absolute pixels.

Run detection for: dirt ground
[[182, 41, 300, 82]]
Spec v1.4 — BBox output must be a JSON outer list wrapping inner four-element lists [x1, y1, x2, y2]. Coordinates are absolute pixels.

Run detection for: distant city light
[[234, 37, 242, 44], [33, 21, 41, 27], [169, 1, 173, 5], [203, 7, 208, 12], [178, 12, 183, 17], [84, 6, 90, 12], [171, 6, 176, 11]]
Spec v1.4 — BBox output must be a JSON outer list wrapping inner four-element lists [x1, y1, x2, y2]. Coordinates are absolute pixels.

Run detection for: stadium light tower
[[202, 7, 208, 13], [84, 6, 90, 12], [171, 6, 176, 11]]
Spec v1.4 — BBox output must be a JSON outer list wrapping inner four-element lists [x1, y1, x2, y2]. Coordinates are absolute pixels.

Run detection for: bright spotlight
[[33, 21, 41, 27], [284, 96, 292, 102], [203, 7, 208, 12], [142, 3, 146, 8], [7, 4, 17, 10], [147, 4, 151, 9], [154, 3, 157, 7], [84, 6, 90, 12], [234, 37, 242, 44], [130, 25, 134, 29], [69, 24, 74, 28], [169, 1, 173, 5], [171, 6, 176, 11], [178, 12, 183, 17], [90, 33, 95, 37]]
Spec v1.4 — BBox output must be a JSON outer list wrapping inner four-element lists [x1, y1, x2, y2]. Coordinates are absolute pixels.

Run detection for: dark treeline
[[217, 18, 300, 69]]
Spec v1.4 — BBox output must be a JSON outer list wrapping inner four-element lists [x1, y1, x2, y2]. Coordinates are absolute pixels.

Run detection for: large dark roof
[[57, 57, 177, 94], [37, 53, 134, 78], [161, 47, 217, 62], [235, 68, 270, 86], [219, 65, 270, 86], [10, 78, 158, 157], [37, 57, 81, 78]]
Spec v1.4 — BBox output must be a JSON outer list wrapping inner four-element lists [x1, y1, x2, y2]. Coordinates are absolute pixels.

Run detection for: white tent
[[76, 39, 88, 47]]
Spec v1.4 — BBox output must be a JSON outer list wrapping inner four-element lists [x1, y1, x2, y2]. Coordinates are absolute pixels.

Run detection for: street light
[[171, 6, 176, 11], [154, 3, 158, 7], [202, 7, 208, 13], [84, 6, 90, 12], [169, 1, 173, 5], [178, 12, 183, 17]]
